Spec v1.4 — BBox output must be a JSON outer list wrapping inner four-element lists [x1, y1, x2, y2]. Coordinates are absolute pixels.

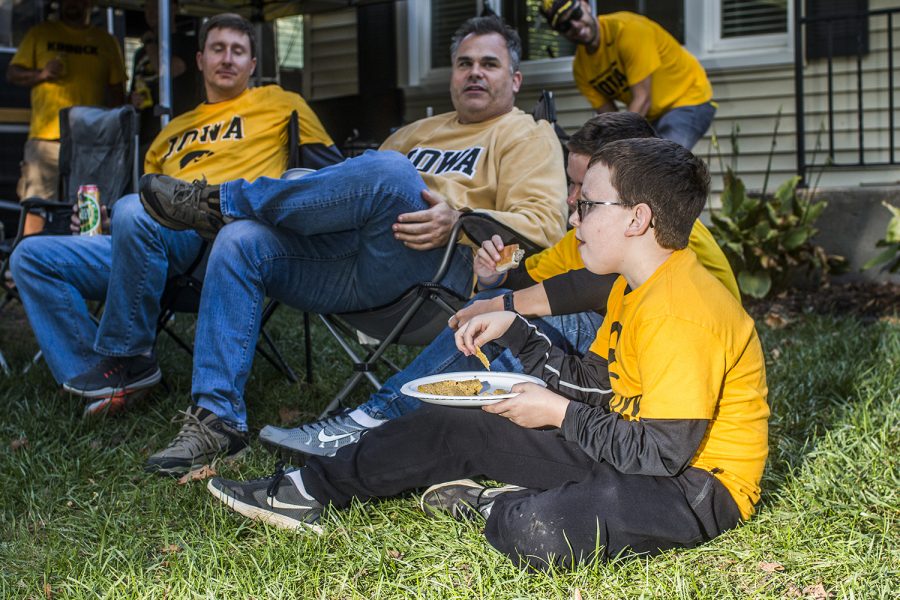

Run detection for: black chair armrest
[[0, 200, 22, 214], [21, 197, 72, 211]]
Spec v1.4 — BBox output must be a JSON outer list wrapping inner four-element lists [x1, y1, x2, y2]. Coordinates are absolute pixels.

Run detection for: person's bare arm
[[625, 76, 652, 117], [7, 60, 62, 87], [449, 282, 552, 330]]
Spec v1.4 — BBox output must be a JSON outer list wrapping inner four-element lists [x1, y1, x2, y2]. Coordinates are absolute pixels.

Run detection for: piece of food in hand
[[474, 346, 490, 370], [495, 244, 525, 273], [418, 379, 483, 396]]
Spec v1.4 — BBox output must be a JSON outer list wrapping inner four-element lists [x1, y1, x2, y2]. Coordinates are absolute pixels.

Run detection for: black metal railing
[[794, 2, 898, 186]]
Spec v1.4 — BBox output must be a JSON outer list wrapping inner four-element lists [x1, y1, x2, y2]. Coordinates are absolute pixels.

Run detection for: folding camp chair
[[0, 105, 139, 374], [154, 111, 307, 384], [312, 92, 564, 416], [316, 212, 543, 417]]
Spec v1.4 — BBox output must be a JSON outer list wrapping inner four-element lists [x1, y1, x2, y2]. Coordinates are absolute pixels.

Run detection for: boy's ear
[[624, 203, 654, 238]]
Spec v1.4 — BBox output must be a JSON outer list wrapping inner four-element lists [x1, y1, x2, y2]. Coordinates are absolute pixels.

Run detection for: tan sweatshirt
[[380, 108, 568, 249]]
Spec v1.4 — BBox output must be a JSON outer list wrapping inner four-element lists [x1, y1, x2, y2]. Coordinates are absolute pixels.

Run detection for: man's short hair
[[199, 13, 257, 59], [567, 112, 658, 156], [590, 138, 710, 250], [449, 16, 522, 74]]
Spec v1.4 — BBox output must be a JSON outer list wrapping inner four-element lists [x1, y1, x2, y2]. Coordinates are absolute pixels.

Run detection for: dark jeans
[[302, 404, 742, 570]]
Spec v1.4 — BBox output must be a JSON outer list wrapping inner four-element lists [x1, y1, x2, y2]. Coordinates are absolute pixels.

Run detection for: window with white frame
[[685, 0, 792, 69]]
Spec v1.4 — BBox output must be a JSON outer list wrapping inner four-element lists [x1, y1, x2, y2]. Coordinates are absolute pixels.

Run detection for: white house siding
[[400, 1, 899, 196], [303, 9, 358, 100]]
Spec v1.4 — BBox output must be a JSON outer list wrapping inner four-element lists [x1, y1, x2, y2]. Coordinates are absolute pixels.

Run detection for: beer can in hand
[[77, 185, 102, 236]]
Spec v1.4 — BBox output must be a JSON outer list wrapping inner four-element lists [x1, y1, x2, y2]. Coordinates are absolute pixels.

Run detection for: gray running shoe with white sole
[[140, 174, 224, 239], [145, 406, 248, 475], [207, 463, 323, 533], [421, 479, 524, 520], [259, 411, 370, 464]]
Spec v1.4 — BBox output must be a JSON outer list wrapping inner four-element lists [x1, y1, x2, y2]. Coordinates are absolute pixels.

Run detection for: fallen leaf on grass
[[770, 347, 782, 360], [387, 549, 403, 560], [177, 464, 217, 484], [160, 544, 182, 555], [279, 406, 302, 425], [758, 561, 784, 573], [44, 582, 52, 599], [571, 589, 583, 600], [803, 584, 831, 599], [764, 311, 792, 329], [10, 437, 28, 451]]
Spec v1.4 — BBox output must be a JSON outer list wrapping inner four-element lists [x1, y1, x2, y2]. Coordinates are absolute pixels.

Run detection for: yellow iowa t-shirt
[[144, 86, 334, 183], [572, 12, 712, 121], [589, 250, 769, 519], [525, 220, 740, 300], [11, 20, 126, 140]]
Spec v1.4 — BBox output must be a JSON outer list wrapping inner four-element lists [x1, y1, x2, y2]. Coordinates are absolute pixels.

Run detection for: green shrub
[[861, 201, 900, 273], [708, 116, 844, 298]]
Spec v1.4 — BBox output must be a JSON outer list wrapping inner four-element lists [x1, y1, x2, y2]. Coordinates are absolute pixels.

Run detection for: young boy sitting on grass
[[206, 137, 770, 570]]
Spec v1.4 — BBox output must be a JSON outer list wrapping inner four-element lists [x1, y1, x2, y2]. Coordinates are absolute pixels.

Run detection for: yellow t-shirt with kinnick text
[[11, 20, 127, 140]]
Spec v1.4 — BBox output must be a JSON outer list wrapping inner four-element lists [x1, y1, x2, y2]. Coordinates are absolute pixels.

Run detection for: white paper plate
[[401, 371, 546, 407]]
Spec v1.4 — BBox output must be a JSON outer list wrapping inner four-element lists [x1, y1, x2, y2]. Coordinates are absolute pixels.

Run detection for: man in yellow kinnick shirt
[[540, 0, 715, 150], [7, 0, 126, 220]]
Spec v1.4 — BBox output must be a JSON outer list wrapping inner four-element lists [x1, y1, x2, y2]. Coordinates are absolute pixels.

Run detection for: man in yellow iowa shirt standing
[[7, 0, 126, 229], [540, 0, 715, 150]]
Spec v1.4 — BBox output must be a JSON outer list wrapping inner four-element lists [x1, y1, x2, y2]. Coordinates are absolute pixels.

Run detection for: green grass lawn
[[0, 306, 897, 599]]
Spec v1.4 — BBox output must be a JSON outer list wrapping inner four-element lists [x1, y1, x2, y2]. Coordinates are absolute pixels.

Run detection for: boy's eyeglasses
[[576, 199, 623, 221], [554, 5, 584, 33]]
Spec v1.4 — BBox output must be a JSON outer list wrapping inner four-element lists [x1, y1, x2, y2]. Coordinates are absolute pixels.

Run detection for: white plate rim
[[400, 371, 546, 403]]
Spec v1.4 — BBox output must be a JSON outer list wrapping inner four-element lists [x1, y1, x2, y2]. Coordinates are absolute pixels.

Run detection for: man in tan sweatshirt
[[137, 15, 568, 475]]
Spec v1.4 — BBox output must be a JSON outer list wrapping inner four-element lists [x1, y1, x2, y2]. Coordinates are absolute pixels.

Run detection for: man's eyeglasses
[[576, 199, 623, 221], [554, 5, 583, 33]]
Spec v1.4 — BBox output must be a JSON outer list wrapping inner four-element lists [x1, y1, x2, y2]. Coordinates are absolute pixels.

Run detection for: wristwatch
[[502, 291, 516, 313]]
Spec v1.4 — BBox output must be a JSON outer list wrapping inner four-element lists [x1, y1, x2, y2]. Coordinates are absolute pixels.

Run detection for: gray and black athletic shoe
[[259, 411, 370, 464], [145, 406, 248, 475], [207, 462, 324, 533], [421, 479, 524, 520], [63, 354, 161, 399], [140, 174, 224, 239]]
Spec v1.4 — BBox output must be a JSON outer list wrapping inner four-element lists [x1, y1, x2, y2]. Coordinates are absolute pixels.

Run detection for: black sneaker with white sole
[[421, 479, 524, 520], [63, 354, 161, 399], [207, 462, 323, 533], [145, 406, 249, 475]]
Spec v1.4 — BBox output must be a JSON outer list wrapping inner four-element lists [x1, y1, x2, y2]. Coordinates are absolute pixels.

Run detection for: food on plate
[[474, 346, 490, 370], [417, 379, 484, 397], [495, 243, 525, 273]]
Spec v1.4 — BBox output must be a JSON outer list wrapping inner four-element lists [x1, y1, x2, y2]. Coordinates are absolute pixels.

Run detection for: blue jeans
[[192, 151, 474, 429], [356, 288, 605, 420], [653, 102, 716, 150], [9, 194, 205, 384]]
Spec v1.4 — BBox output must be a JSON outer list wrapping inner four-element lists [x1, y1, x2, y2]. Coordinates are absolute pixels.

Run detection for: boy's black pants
[[302, 404, 742, 570]]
